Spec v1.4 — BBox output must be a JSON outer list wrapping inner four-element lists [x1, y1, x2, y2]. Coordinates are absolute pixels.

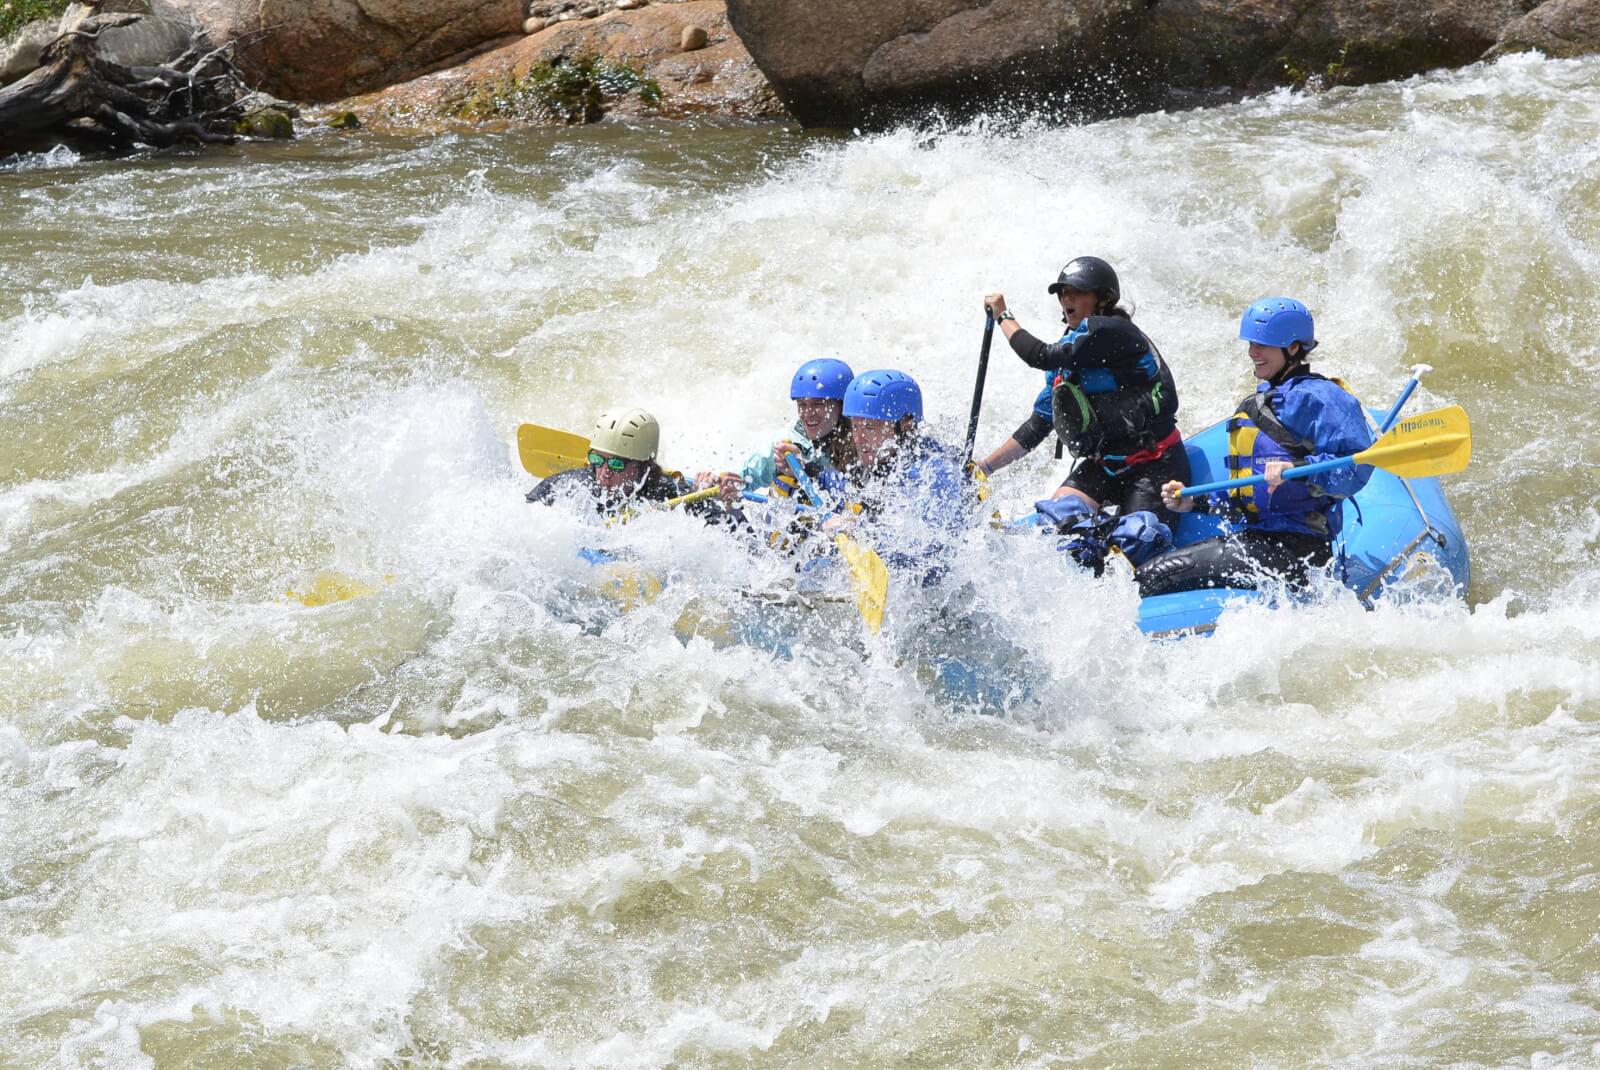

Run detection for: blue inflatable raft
[[1136, 405, 1470, 637]]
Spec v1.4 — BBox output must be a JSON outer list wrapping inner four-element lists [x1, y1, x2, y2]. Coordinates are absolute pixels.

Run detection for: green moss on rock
[[455, 53, 663, 125], [1, 0, 71, 40], [234, 108, 295, 139]]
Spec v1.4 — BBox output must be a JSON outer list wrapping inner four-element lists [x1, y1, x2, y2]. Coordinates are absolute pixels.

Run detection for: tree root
[[0, 14, 273, 157]]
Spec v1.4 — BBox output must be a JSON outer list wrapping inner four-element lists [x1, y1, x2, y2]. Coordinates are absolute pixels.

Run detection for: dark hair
[[823, 416, 858, 470], [1098, 298, 1133, 320]]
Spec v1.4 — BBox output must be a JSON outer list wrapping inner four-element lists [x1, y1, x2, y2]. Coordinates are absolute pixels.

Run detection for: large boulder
[[1140, 0, 1527, 90], [726, 0, 1557, 128], [0, 20, 58, 86], [177, 0, 525, 101], [2, 0, 189, 86], [725, 0, 1147, 128], [1491, 0, 1600, 59], [71, 4, 200, 69], [334, 0, 785, 129]]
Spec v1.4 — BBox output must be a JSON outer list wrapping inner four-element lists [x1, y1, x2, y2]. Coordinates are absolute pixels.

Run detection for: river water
[[3, 51, 1600, 1068]]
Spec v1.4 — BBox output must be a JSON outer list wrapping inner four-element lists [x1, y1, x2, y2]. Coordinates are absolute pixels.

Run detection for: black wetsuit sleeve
[[1009, 317, 1154, 376], [1012, 410, 1054, 451], [526, 467, 591, 503], [1007, 327, 1072, 371]]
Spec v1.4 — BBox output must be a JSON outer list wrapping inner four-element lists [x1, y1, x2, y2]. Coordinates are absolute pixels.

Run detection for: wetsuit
[[1136, 364, 1375, 598], [526, 465, 727, 522], [1007, 315, 1190, 524]]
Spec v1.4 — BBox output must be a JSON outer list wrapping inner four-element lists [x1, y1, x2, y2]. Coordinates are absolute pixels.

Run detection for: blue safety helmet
[[1239, 297, 1318, 354], [843, 369, 923, 422], [790, 358, 855, 401]]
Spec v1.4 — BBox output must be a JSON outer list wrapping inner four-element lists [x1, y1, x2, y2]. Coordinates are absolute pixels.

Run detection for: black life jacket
[[1049, 317, 1178, 458]]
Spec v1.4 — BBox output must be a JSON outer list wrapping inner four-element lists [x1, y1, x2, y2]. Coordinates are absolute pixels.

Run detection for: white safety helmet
[[589, 407, 660, 462]]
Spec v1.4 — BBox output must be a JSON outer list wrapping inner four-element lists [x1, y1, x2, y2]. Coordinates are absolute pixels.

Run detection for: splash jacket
[[851, 437, 977, 583], [526, 465, 728, 522], [1134, 364, 1376, 598], [1208, 365, 1374, 538], [740, 419, 845, 492], [1011, 322, 1087, 452]]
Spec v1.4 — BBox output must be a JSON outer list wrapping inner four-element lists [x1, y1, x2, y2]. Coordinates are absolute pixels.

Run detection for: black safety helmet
[[1047, 256, 1121, 307]]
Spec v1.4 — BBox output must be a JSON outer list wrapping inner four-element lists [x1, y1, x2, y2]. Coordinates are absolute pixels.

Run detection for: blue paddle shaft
[[785, 454, 829, 508], [1377, 381, 1419, 434], [1178, 455, 1353, 498]]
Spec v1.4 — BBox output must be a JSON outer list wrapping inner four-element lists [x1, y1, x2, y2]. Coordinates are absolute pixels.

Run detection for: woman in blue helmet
[[703, 358, 858, 503], [836, 369, 974, 572], [1137, 297, 1375, 597], [978, 257, 1188, 531]]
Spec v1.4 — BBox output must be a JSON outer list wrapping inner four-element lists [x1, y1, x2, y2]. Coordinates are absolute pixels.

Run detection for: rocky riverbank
[[327, 0, 784, 132], [5, 0, 1600, 146]]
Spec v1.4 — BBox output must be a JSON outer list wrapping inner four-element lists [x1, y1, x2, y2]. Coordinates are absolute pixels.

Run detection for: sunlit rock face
[[180, 0, 525, 101], [725, 0, 1548, 128]]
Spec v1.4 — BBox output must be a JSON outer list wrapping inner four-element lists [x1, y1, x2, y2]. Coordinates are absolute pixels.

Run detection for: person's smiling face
[[796, 397, 842, 441], [1248, 341, 1291, 381]]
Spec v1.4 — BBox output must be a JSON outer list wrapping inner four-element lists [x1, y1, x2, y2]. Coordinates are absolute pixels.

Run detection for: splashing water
[[4, 53, 1600, 1068]]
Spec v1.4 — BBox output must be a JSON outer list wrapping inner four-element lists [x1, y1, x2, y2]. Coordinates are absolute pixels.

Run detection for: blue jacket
[[1210, 368, 1375, 537], [854, 437, 975, 580]]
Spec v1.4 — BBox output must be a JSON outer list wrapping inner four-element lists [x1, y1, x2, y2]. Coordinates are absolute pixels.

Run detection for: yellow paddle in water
[[777, 454, 889, 634], [517, 423, 590, 477], [286, 571, 391, 606], [835, 534, 889, 634], [1177, 404, 1472, 498]]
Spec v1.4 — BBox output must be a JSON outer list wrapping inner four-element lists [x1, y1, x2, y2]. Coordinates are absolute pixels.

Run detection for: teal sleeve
[[741, 447, 777, 489]]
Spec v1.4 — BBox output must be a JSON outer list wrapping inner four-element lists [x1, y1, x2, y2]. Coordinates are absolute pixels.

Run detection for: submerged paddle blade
[[1356, 405, 1471, 479], [287, 571, 379, 607], [517, 424, 590, 477], [835, 534, 888, 635]]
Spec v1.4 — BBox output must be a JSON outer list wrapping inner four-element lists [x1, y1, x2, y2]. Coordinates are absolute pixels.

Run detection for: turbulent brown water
[[3, 52, 1600, 1068]]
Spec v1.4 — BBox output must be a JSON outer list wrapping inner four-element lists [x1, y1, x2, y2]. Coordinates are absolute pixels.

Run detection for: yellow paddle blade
[[286, 571, 387, 607], [835, 534, 888, 635], [1354, 405, 1471, 479], [595, 562, 664, 612], [517, 424, 590, 478]]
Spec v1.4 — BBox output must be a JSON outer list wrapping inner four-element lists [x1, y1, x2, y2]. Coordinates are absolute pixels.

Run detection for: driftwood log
[[0, 13, 267, 157]]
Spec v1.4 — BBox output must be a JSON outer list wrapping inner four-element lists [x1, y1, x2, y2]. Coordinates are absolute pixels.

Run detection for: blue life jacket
[[1221, 368, 1374, 538]]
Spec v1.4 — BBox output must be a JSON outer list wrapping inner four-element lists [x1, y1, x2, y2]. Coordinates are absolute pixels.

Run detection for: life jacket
[[1049, 318, 1177, 459], [1224, 370, 1351, 538]]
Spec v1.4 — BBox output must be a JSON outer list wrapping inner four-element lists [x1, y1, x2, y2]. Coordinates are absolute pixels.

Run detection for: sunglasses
[[588, 451, 632, 471]]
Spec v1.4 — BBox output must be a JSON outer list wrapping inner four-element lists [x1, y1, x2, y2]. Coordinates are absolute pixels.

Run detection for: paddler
[[1137, 298, 1375, 596], [831, 368, 976, 577], [979, 257, 1190, 571], [700, 358, 858, 505], [526, 407, 724, 520]]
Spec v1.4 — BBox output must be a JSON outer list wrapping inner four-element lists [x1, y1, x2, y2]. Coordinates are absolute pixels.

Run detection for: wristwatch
[[996, 311, 1016, 323]]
